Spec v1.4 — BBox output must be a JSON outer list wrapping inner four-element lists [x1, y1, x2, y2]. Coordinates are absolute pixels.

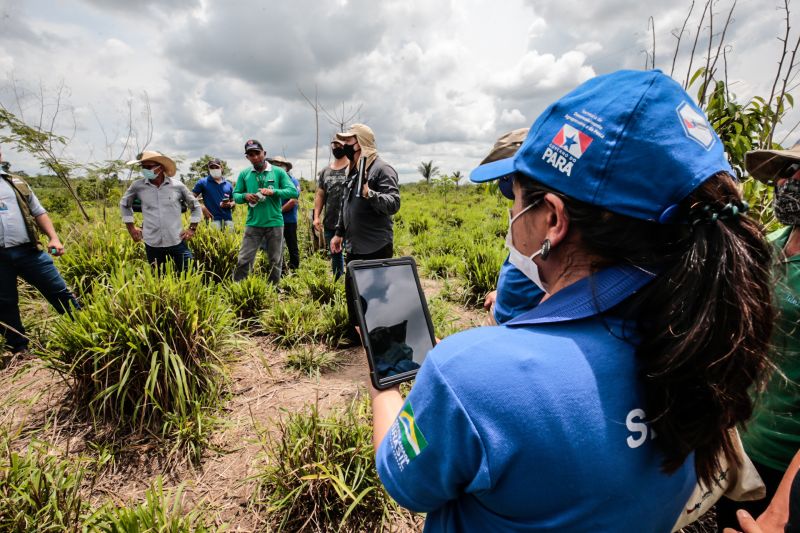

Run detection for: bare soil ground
[[0, 278, 484, 531]]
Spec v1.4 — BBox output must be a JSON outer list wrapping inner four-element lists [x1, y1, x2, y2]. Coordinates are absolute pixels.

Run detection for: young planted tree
[[646, 0, 799, 225], [0, 103, 90, 222]]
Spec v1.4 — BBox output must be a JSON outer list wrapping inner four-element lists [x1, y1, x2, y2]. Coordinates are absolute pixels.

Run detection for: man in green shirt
[[716, 142, 800, 530], [232, 140, 299, 283]]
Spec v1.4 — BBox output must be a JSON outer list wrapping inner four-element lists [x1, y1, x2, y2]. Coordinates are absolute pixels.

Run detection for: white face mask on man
[[209, 168, 223, 180], [505, 202, 548, 294]]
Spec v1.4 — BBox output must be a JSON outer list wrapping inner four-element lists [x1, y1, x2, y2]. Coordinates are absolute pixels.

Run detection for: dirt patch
[[0, 335, 405, 531]]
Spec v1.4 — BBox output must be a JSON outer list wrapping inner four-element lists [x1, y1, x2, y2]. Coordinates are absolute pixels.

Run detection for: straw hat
[[126, 150, 177, 177], [267, 155, 293, 171], [746, 142, 800, 183]]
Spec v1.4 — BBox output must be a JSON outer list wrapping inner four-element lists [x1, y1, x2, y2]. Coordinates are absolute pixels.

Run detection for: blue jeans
[[324, 229, 344, 280], [145, 241, 193, 272], [0, 244, 80, 352]]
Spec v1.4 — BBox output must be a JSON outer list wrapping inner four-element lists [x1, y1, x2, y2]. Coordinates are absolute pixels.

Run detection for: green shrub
[[58, 224, 147, 297], [0, 437, 91, 531], [41, 265, 238, 461], [251, 398, 417, 532]]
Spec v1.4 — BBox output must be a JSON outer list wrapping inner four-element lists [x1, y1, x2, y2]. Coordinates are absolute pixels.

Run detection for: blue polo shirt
[[192, 176, 234, 221], [281, 176, 301, 224], [376, 265, 695, 532], [493, 256, 544, 324]]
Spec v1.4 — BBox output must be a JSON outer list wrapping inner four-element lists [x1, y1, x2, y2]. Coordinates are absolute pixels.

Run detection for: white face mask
[[505, 203, 548, 294], [209, 168, 223, 180]]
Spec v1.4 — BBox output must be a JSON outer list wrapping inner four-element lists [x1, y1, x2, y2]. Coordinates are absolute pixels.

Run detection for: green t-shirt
[[741, 226, 800, 471], [233, 165, 299, 228]]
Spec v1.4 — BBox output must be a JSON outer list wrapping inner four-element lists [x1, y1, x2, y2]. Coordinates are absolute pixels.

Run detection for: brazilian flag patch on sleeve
[[389, 401, 428, 470]]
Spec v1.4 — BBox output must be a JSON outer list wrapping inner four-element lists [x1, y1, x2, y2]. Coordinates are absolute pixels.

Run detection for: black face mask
[[332, 146, 347, 160], [342, 144, 357, 161], [774, 179, 800, 225]]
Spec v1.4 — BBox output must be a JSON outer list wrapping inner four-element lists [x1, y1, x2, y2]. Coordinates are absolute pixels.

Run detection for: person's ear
[[541, 193, 570, 249]]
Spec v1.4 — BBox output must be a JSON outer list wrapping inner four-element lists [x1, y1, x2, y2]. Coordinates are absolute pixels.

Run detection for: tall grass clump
[[285, 345, 340, 376], [459, 242, 505, 306], [420, 253, 460, 279], [86, 479, 211, 532], [41, 264, 238, 461], [58, 224, 147, 297], [188, 225, 243, 282], [281, 255, 342, 305], [262, 292, 350, 349], [251, 398, 418, 532], [223, 276, 278, 327], [0, 437, 91, 531]]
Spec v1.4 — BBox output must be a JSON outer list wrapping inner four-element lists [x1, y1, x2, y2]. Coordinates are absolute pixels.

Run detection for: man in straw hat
[[120, 150, 202, 271], [267, 155, 301, 272], [715, 141, 800, 531], [328, 124, 400, 343], [0, 145, 80, 355]]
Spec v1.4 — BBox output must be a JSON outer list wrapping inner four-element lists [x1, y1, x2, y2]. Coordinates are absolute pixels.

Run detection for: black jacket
[[335, 156, 400, 254]]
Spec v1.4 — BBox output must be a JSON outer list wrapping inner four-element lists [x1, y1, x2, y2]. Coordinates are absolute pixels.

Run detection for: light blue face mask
[[142, 168, 158, 180]]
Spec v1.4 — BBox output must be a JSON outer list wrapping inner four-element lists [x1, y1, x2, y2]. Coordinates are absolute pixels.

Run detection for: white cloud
[[491, 49, 596, 96], [0, 0, 794, 181]]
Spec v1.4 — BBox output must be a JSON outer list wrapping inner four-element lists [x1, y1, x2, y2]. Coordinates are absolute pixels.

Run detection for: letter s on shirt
[[626, 408, 649, 449]]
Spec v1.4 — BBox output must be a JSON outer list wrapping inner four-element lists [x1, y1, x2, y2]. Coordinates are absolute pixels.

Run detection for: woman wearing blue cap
[[369, 69, 774, 532]]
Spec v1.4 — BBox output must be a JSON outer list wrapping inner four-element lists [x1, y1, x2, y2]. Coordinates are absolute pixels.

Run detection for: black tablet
[[348, 257, 436, 390]]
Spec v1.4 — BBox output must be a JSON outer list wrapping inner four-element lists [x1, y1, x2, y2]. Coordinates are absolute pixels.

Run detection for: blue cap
[[471, 69, 732, 223]]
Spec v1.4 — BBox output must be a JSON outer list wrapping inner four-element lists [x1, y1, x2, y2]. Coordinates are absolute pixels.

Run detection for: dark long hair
[[519, 173, 774, 486]]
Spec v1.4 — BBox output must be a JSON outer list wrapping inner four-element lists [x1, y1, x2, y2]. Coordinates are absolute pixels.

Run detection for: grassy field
[[0, 181, 507, 531]]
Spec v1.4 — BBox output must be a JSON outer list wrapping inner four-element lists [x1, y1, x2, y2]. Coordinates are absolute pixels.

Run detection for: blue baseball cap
[[471, 69, 732, 223]]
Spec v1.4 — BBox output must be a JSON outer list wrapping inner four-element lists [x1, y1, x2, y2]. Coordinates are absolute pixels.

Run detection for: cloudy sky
[[0, 0, 796, 182]]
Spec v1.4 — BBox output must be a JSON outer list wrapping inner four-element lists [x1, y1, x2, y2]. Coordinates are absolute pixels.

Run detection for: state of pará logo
[[552, 124, 593, 159], [677, 101, 715, 150]]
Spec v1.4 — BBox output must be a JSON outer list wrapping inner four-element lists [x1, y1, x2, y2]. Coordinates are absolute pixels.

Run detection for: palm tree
[[417, 160, 440, 183], [452, 170, 463, 187]]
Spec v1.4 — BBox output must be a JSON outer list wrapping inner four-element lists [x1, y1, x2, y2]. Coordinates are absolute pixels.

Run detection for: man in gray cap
[[120, 150, 203, 271]]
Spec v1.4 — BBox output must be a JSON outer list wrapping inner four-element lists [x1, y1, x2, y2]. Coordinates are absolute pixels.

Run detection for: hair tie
[[688, 201, 748, 227]]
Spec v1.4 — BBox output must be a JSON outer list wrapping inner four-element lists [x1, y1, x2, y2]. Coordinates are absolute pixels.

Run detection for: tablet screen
[[352, 263, 434, 385]]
